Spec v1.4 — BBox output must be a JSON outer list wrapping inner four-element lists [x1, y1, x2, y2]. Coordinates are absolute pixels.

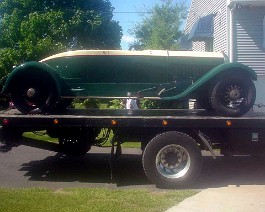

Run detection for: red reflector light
[[3, 119, 9, 125]]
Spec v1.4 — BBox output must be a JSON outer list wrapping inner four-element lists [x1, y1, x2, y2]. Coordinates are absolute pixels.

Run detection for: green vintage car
[[2, 50, 257, 116]]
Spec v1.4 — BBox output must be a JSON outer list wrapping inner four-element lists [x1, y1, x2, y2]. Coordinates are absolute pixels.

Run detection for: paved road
[[1, 141, 265, 190]]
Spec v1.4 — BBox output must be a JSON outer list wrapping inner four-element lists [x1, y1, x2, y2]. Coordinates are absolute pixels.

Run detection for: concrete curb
[[166, 185, 265, 212]]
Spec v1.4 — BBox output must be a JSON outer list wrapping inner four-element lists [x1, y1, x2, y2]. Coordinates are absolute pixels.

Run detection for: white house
[[183, 0, 265, 110]]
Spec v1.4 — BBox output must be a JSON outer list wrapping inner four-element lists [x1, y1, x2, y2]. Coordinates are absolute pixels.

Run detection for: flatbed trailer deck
[[2, 108, 265, 128], [1, 108, 265, 188]]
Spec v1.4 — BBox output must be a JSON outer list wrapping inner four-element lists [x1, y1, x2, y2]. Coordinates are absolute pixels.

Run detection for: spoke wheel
[[210, 73, 256, 117], [221, 82, 246, 109], [11, 75, 57, 114]]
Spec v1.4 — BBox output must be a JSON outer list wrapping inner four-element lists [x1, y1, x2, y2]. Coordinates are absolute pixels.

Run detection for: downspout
[[228, 2, 237, 62]]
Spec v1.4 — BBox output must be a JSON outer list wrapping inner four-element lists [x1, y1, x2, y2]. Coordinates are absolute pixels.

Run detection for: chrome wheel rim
[[222, 83, 246, 109], [156, 144, 191, 179], [26, 88, 37, 98]]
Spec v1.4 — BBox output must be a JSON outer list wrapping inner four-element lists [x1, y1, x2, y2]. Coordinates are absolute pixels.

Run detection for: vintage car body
[[2, 50, 257, 116]]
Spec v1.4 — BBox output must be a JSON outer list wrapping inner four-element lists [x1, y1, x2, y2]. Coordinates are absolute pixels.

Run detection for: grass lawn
[[0, 188, 197, 212], [21, 112, 197, 211], [23, 131, 58, 143], [23, 130, 141, 148]]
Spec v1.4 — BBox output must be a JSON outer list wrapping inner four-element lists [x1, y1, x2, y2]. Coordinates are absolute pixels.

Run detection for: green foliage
[[140, 99, 187, 109], [108, 99, 124, 109], [72, 99, 124, 109], [130, 0, 187, 50], [140, 99, 159, 109], [83, 99, 100, 109], [72, 98, 187, 110], [0, 0, 122, 78]]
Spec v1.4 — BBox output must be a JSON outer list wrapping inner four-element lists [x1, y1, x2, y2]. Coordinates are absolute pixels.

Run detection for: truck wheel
[[11, 75, 57, 114], [59, 137, 91, 156], [57, 128, 99, 156], [142, 132, 202, 188], [210, 74, 256, 117]]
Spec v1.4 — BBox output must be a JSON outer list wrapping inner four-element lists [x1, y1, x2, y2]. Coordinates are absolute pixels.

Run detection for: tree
[[0, 0, 122, 78], [129, 1, 188, 109], [129, 0, 187, 50]]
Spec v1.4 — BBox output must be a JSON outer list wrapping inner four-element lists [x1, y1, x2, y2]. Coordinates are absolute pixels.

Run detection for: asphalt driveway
[[1, 142, 265, 190]]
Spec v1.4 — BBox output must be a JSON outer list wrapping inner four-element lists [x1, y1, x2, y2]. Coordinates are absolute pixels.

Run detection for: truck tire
[[57, 128, 99, 156], [59, 137, 91, 156], [210, 73, 256, 117], [142, 131, 202, 188]]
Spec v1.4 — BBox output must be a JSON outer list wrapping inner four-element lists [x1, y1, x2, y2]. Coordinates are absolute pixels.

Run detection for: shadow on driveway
[[19, 150, 150, 187], [18, 148, 265, 189], [1, 144, 265, 189]]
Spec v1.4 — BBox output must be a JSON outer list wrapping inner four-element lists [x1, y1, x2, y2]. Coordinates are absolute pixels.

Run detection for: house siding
[[233, 6, 265, 75], [184, 0, 228, 53], [186, 1, 265, 109]]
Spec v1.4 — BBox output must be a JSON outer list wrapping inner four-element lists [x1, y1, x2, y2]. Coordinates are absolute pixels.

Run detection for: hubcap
[[156, 144, 191, 179], [228, 89, 241, 100], [26, 88, 36, 98], [223, 84, 245, 109]]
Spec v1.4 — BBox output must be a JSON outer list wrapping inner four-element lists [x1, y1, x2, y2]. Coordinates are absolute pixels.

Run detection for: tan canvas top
[[41, 50, 224, 62]]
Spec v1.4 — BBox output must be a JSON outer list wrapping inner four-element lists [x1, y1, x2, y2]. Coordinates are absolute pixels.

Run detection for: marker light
[[53, 119, 59, 125], [111, 120, 117, 125], [226, 120, 232, 127], [162, 120, 168, 126]]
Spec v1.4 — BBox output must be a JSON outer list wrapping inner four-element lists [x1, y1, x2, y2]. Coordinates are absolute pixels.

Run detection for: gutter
[[227, 0, 265, 7]]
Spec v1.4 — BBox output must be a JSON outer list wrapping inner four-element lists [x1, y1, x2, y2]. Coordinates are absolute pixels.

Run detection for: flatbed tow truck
[[0, 108, 265, 188]]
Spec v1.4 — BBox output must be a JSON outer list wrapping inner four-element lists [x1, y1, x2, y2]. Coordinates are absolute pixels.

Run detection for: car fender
[[162, 62, 257, 101], [2, 61, 63, 98]]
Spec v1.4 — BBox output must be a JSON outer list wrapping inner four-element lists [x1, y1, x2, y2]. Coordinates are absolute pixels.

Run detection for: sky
[[110, 0, 191, 50]]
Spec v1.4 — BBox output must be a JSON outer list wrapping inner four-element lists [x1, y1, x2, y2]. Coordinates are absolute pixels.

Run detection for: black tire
[[210, 73, 256, 117], [54, 99, 73, 112], [10, 75, 57, 114], [0, 94, 10, 110], [59, 137, 91, 156], [142, 132, 202, 188], [58, 127, 99, 156]]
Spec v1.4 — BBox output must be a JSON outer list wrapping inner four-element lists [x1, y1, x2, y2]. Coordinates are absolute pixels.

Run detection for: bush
[[83, 99, 100, 109], [140, 99, 188, 109], [108, 99, 124, 109]]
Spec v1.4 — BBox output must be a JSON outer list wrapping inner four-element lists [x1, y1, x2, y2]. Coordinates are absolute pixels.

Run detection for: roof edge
[[228, 0, 265, 7]]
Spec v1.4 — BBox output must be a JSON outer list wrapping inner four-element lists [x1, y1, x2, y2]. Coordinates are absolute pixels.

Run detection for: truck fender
[[2, 61, 63, 98], [162, 62, 257, 101]]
